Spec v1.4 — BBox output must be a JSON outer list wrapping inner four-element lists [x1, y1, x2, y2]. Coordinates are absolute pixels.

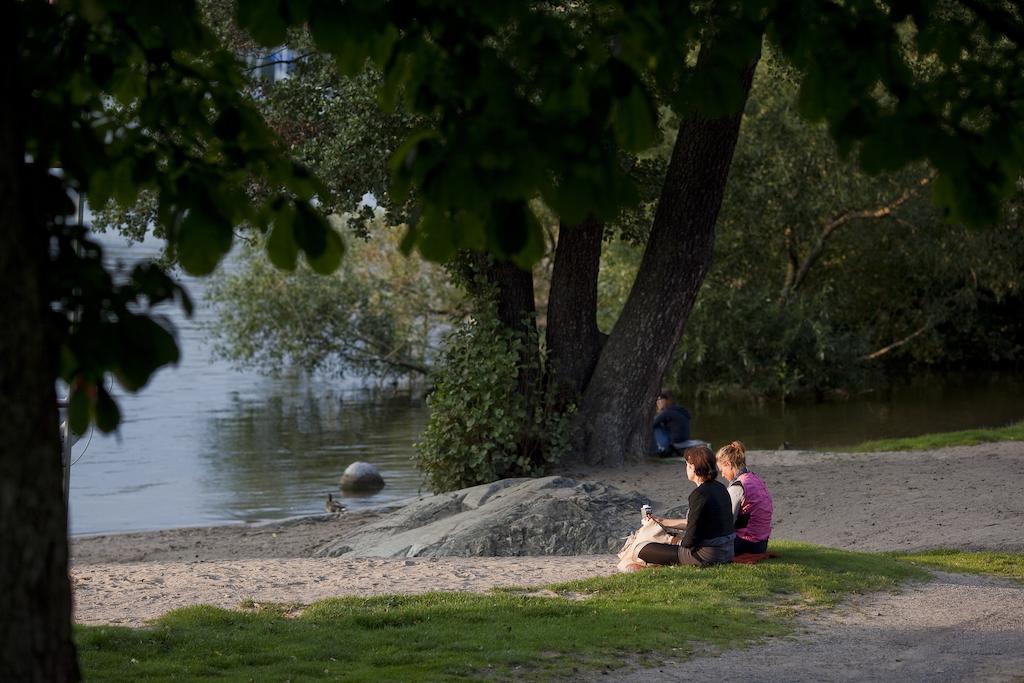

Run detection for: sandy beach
[[71, 441, 1024, 628]]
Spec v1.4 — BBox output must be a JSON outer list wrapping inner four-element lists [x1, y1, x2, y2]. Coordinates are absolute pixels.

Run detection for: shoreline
[[71, 441, 1024, 626], [73, 441, 1024, 565]]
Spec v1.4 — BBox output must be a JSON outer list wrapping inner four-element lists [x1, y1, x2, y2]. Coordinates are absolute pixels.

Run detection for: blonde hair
[[715, 440, 747, 469]]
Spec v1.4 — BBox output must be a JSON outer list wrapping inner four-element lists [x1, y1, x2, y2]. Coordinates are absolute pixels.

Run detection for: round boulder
[[340, 461, 385, 492]]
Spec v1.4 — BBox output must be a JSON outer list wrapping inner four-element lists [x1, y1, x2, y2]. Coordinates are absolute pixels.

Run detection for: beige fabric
[[616, 518, 680, 572]]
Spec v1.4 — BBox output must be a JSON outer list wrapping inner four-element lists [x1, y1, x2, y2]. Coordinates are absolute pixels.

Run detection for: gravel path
[[608, 571, 1024, 682]]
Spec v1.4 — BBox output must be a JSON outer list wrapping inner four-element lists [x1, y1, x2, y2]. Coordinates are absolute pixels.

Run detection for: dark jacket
[[680, 480, 734, 549], [652, 404, 691, 444]]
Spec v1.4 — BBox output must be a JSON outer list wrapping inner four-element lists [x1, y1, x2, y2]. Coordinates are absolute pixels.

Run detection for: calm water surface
[[68, 234, 1024, 535], [687, 374, 1024, 451], [69, 234, 427, 535]]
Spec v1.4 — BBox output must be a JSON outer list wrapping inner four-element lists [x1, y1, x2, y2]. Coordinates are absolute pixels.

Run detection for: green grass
[[850, 420, 1024, 452], [894, 550, 1024, 583], [77, 541, 922, 682]]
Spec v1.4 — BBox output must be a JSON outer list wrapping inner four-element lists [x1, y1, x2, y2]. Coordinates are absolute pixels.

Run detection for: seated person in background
[[716, 440, 774, 556], [640, 445, 735, 567], [651, 390, 692, 457]]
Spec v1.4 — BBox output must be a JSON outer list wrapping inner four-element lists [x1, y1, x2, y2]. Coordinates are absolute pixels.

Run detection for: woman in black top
[[640, 445, 736, 567]]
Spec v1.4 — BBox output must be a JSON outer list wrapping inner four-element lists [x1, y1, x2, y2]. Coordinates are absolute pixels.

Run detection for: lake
[[68, 233, 428, 535], [68, 234, 1024, 535]]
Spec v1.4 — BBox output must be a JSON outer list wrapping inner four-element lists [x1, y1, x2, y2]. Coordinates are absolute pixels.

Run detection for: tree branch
[[243, 52, 314, 73], [782, 173, 935, 299], [862, 321, 932, 361], [781, 226, 798, 295]]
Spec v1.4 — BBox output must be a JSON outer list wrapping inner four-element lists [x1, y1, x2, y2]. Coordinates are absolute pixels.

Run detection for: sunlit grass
[[893, 550, 1024, 583], [76, 541, 922, 682], [850, 420, 1024, 452]]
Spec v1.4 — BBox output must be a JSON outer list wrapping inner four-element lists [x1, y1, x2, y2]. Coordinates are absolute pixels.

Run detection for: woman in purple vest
[[716, 441, 774, 555]]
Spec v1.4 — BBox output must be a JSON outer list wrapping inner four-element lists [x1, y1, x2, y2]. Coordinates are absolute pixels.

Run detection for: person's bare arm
[[651, 515, 687, 528]]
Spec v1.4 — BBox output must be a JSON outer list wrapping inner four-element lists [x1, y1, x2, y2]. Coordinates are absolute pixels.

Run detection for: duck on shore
[[325, 493, 345, 513]]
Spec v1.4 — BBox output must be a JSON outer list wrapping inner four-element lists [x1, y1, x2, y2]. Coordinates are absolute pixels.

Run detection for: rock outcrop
[[315, 476, 684, 558]]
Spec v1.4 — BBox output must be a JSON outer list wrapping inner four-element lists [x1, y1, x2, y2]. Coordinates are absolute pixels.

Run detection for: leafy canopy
[[29, 0, 1024, 432], [21, 0, 338, 432], [238, 0, 1024, 267]]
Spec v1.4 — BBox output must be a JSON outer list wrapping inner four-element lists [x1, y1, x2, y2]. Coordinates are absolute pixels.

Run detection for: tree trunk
[[0, 3, 80, 678], [545, 217, 604, 405], [480, 257, 540, 400], [484, 258, 538, 339], [576, 52, 761, 466]]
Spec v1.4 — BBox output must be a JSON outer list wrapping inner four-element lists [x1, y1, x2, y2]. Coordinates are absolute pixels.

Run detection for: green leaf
[[389, 129, 443, 204], [368, 24, 399, 65], [94, 386, 121, 433], [306, 225, 345, 274], [266, 204, 299, 270], [283, 162, 322, 201], [176, 206, 233, 276], [543, 174, 592, 227], [509, 208, 545, 270], [308, 0, 382, 72], [291, 202, 327, 257], [612, 86, 658, 152], [111, 160, 138, 206], [417, 208, 457, 262], [378, 50, 411, 111], [452, 210, 486, 252], [58, 344, 77, 380], [68, 385, 91, 435], [307, 0, 349, 53], [115, 317, 180, 391], [237, 0, 289, 47], [398, 223, 418, 255], [292, 203, 344, 273], [491, 203, 526, 257], [89, 168, 113, 207], [214, 106, 243, 141]]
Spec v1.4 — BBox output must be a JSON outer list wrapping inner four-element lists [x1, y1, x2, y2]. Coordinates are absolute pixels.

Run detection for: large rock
[[314, 476, 684, 558], [339, 461, 385, 492]]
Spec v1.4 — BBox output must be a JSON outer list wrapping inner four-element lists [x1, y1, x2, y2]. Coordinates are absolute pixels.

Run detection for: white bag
[[616, 517, 680, 572]]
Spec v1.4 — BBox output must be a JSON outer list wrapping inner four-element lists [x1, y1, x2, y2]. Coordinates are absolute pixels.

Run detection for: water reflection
[[68, 229, 429, 535], [198, 390, 428, 523], [687, 372, 1024, 451]]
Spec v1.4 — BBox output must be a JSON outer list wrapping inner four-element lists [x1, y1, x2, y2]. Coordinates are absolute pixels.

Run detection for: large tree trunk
[[545, 217, 604, 405], [0, 4, 80, 679], [576, 52, 761, 466]]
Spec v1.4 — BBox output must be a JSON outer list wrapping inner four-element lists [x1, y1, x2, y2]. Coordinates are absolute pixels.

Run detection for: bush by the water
[[414, 307, 574, 492]]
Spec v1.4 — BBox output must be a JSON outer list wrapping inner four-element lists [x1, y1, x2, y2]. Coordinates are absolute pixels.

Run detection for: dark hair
[[684, 445, 718, 481], [656, 389, 673, 402]]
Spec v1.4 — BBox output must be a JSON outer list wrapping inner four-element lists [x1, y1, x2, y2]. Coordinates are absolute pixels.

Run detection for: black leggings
[[637, 543, 680, 565]]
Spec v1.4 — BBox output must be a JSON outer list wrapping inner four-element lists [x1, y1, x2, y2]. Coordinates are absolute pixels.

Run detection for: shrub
[[414, 306, 574, 492]]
